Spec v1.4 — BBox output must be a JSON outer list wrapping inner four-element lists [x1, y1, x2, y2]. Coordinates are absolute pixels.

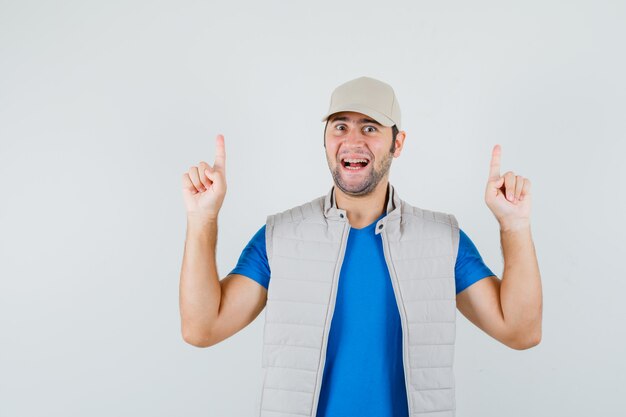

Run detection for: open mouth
[[341, 158, 370, 171]]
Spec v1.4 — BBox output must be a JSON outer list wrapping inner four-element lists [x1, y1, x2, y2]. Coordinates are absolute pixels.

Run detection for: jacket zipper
[[380, 228, 414, 414], [310, 220, 351, 416]]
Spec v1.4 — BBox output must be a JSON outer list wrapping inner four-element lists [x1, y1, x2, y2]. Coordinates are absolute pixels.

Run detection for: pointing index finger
[[214, 134, 226, 170], [488, 144, 501, 180]]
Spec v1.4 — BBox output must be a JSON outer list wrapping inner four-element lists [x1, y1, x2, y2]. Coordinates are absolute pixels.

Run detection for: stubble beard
[[329, 152, 394, 196]]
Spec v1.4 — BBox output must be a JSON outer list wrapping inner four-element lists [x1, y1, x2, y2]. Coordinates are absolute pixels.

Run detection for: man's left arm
[[456, 144, 543, 350]]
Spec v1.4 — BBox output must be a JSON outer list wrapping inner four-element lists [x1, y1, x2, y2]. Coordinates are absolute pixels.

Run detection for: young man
[[179, 76, 543, 417]]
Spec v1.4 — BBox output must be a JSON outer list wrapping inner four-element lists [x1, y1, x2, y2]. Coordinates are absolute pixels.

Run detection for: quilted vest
[[256, 183, 460, 417]]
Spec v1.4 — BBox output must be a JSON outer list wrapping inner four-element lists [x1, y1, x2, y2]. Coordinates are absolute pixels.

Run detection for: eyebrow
[[329, 116, 383, 127]]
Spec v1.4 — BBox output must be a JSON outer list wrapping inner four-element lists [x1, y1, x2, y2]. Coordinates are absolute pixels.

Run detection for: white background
[[1, 1, 625, 416]]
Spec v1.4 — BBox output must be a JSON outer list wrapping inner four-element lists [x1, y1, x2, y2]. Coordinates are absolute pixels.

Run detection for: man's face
[[324, 111, 402, 196]]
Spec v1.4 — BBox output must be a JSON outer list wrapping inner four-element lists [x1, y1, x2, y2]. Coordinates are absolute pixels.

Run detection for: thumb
[[204, 167, 217, 181], [487, 176, 504, 194], [491, 176, 505, 197], [205, 166, 224, 183]]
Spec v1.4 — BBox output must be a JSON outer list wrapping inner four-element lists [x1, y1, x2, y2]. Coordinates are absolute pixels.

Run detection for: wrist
[[186, 212, 218, 227], [499, 219, 530, 232]]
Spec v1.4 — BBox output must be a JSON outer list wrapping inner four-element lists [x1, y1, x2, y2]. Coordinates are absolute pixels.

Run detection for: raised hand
[[182, 134, 227, 220], [484, 144, 532, 231]]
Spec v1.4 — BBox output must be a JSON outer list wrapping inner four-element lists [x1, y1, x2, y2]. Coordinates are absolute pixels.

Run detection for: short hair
[[390, 125, 399, 153]]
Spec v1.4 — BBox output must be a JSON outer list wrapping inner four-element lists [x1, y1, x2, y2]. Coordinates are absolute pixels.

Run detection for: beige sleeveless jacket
[[256, 184, 460, 417]]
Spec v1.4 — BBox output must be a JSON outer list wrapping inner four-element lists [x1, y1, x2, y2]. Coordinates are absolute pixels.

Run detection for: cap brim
[[320, 103, 396, 127]]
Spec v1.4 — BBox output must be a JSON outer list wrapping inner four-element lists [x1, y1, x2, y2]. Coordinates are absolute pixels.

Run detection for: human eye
[[363, 125, 377, 133], [335, 123, 346, 130]]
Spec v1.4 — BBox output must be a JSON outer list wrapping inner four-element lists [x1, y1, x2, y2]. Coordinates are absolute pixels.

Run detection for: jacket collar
[[323, 182, 402, 223]]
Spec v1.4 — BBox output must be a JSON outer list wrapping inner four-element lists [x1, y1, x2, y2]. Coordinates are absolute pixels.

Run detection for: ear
[[392, 131, 407, 157]]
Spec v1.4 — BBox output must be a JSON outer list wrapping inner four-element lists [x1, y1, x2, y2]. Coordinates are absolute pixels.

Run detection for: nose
[[343, 127, 365, 145]]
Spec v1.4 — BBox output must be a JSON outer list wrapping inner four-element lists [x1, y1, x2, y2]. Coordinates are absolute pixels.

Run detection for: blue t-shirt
[[230, 213, 494, 417]]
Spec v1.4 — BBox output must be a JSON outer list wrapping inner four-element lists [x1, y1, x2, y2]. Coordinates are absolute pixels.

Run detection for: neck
[[334, 179, 389, 229]]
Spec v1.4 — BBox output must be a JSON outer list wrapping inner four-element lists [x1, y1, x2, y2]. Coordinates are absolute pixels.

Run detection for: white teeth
[[342, 158, 369, 170]]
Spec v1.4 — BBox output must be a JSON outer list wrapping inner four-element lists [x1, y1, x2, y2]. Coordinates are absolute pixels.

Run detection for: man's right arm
[[178, 134, 267, 348]]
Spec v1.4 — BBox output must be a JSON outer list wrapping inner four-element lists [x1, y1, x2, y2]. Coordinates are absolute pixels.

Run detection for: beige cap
[[321, 76, 401, 130]]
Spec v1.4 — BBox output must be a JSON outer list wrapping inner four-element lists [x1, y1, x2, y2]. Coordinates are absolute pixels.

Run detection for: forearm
[[499, 221, 543, 347], [179, 216, 222, 345]]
